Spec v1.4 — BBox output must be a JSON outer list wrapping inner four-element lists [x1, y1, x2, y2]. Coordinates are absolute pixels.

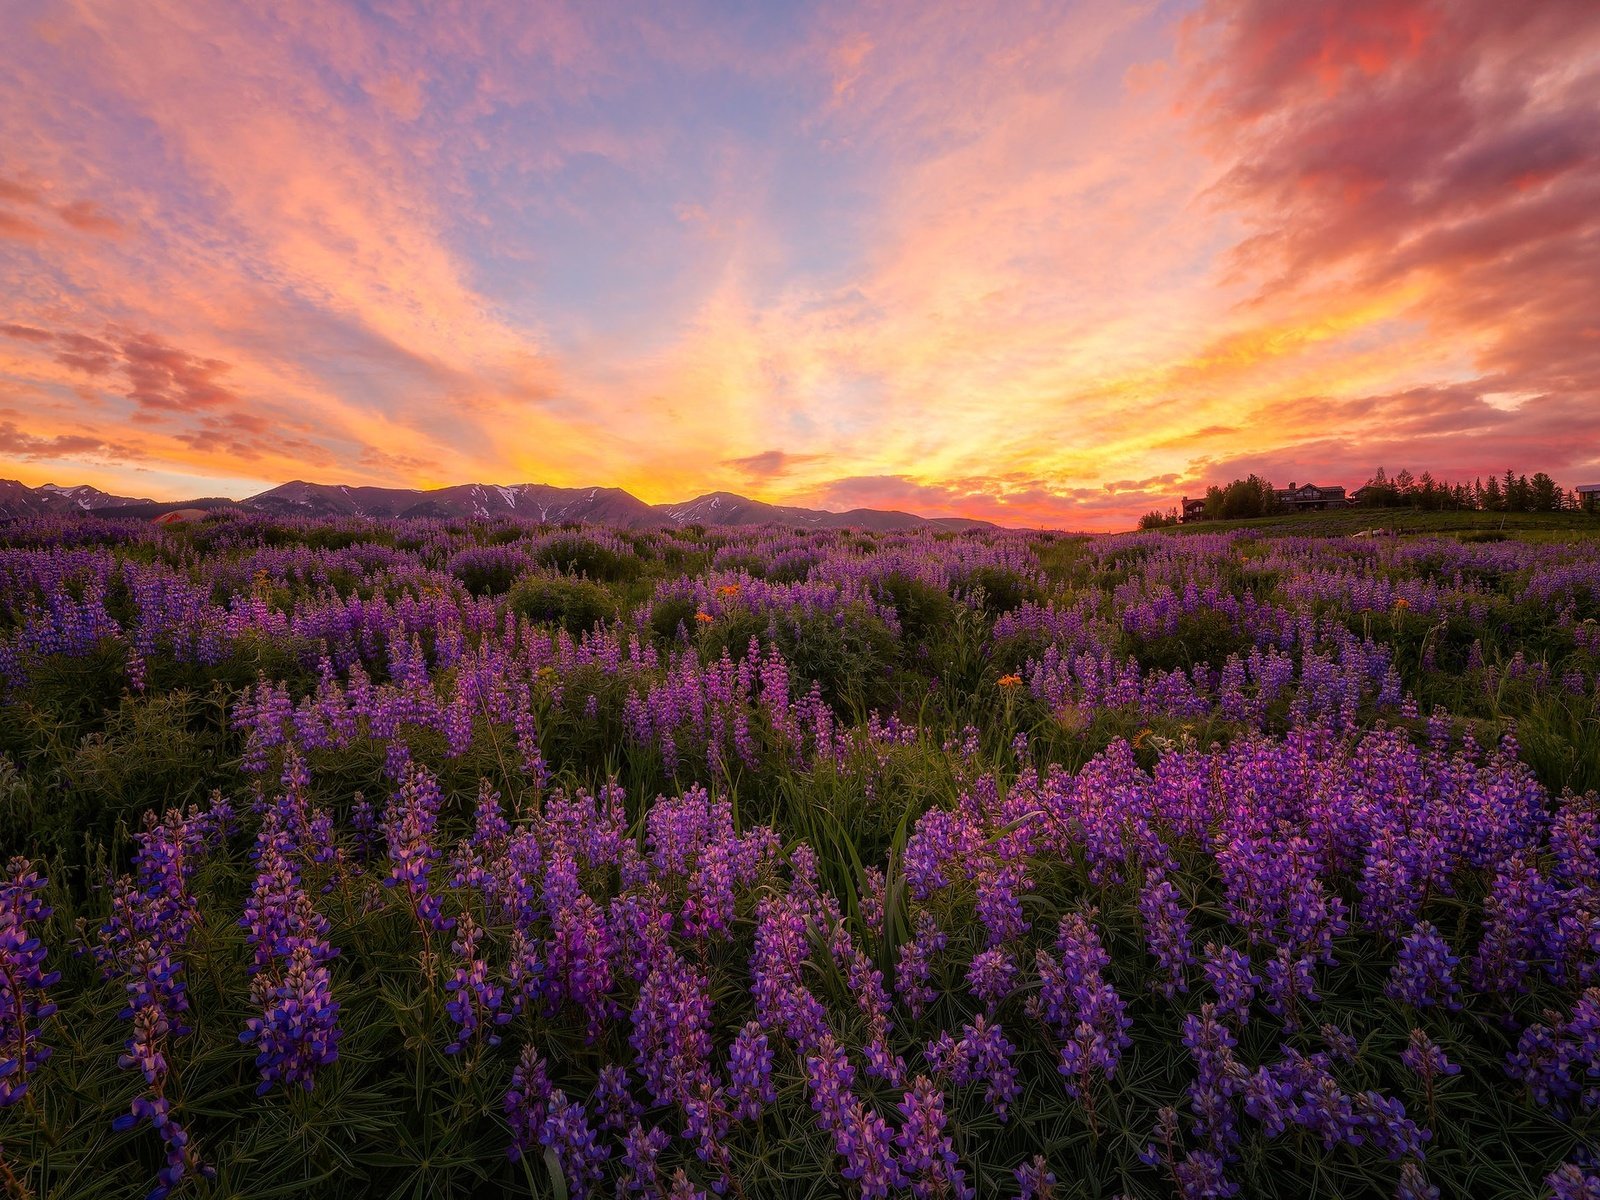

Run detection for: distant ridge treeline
[[1140, 467, 1591, 528]]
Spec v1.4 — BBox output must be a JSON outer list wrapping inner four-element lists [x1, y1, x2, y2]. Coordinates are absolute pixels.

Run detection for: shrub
[[507, 573, 617, 636]]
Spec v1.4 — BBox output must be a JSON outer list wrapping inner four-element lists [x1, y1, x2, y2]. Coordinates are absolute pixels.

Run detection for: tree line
[[1139, 467, 1591, 529]]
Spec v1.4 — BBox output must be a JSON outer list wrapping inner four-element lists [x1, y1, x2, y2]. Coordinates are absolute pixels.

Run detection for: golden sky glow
[[3, 0, 1598, 528]]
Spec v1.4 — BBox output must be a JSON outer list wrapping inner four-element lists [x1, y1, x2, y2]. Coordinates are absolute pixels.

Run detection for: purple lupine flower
[[1401, 1029, 1459, 1085], [1352, 1089, 1429, 1161], [1139, 875, 1197, 998], [1183, 1005, 1243, 1155], [860, 867, 887, 938], [1386, 922, 1462, 1010], [1174, 1149, 1239, 1199], [382, 766, 452, 932], [896, 1075, 972, 1200], [442, 913, 509, 1055], [1547, 1162, 1600, 1200], [974, 862, 1031, 947], [961, 1016, 1023, 1119], [239, 943, 341, 1093], [805, 1035, 857, 1134], [1261, 945, 1320, 1028], [505, 1046, 552, 1162], [1202, 943, 1258, 1027], [681, 1080, 734, 1192], [548, 893, 617, 1038], [1396, 1161, 1440, 1200], [629, 950, 712, 1106], [835, 1101, 906, 1198], [539, 1088, 608, 1198], [966, 948, 1018, 1011], [111, 1091, 216, 1200], [896, 911, 946, 1018], [618, 1122, 670, 1195], [751, 894, 828, 1050], [727, 1021, 776, 1121], [667, 1169, 710, 1200], [1507, 988, 1600, 1113], [117, 1003, 171, 1087], [592, 1064, 642, 1134], [1014, 1155, 1056, 1199], [1030, 912, 1132, 1102], [1321, 1023, 1359, 1064], [0, 859, 60, 1108]]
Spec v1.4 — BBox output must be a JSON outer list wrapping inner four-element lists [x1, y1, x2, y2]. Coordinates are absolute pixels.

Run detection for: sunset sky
[[3, 0, 1598, 529]]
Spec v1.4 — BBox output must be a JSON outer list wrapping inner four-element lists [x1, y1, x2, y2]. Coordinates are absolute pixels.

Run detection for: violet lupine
[[1507, 987, 1600, 1113], [965, 947, 1018, 1012], [111, 1090, 216, 1200], [1386, 922, 1463, 1010], [1396, 1161, 1440, 1200], [540, 1088, 609, 1198], [859, 866, 887, 938], [1030, 912, 1132, 1103], [382, 765, 451, 933], [1014, 1155, 1057, 1199], [505, 1048, 608, 1196], [974, 861, 1031, 947], [1202, 943, 1258, 1027], [548, 892, 618, 1039], [618, 1122, 670, 1195], [727, 1021, 776, 1121], [239, 944, 341, 1094], [629, 950, 713, 1106], [896, 911, 946, 1019], [1547, 1162, 1600, 1200], [750, 894, 828, 1050], [896, 1075, 972, 1200], [442, 913, 509, 1055], [1182, 1005, 1244, 1157], [592, 1064, 642, 1134], [1139, 875, 1197, 998], [505, 1046, 552, 1162], [931, 1017, 1022, 1121], [832, 924, 904, 1086], [112, 1004, 216, 1200], [681, 1080, 735, 1192], [1401, 1028, 1460, 1119], [805, 1035, 906, 1197], [0, 859, 59, 1108]]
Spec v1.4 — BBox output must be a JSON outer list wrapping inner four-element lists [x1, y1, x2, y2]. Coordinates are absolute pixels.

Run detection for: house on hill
[[1276, 482, 1348, 511], [1578, 483, 1600, 513]]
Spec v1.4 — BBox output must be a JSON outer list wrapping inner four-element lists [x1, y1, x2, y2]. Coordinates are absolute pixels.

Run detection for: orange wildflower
[[997, 673, 1023, 688], [695, 611, 715, 624], [716, 583, 740, 597]]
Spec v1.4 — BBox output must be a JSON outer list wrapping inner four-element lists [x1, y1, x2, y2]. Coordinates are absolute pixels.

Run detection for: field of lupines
[[2, 512, 1599, 1199]]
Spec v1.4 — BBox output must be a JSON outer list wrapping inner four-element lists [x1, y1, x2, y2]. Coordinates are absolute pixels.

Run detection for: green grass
[[1153, 508, 1600, 540]]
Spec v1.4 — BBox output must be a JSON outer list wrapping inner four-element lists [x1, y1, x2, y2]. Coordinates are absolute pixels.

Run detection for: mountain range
[[0, 478, 996, 531]]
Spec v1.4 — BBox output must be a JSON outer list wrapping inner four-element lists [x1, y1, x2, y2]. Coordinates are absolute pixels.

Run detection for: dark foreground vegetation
[[1, 511, 1598, 1199]]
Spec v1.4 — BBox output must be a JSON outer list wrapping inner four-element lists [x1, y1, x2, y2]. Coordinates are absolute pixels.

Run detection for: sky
[[2, 0, 1598, 530]]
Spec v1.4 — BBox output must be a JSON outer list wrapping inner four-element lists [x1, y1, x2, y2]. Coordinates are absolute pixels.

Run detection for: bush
[[534, 534, 639, 583], [507, 573, 617, 636], [953, 565, 1037, 614], [449, 545, 532, 596], [873, 571, 956, 647]]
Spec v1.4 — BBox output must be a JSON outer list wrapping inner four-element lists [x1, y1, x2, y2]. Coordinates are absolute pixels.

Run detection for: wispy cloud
[[1, 0, 1596, 527]]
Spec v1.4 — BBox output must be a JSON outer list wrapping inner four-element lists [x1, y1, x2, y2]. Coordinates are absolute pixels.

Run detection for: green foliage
[[533, 536, 639, 583], [507, 573, 617, 637], [872, 571, 956, 648]]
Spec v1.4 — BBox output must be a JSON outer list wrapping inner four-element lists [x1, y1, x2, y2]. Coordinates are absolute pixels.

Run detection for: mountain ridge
[[0, 478, 999, 531]]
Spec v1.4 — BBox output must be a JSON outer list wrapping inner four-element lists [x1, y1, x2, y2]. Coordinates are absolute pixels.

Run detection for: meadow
[[1, 510, 1598, 1199]]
